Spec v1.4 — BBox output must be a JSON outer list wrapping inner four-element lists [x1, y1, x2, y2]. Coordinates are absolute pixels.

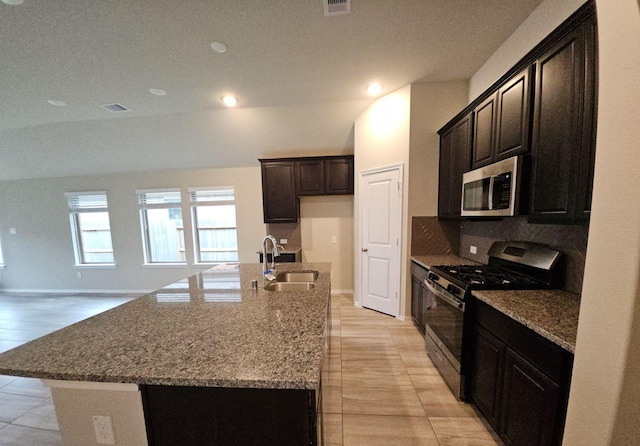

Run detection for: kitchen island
[[0, 262, 332, 446]]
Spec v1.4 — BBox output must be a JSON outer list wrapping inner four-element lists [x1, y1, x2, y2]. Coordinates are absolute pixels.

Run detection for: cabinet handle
[[362, 248, 368, 252]]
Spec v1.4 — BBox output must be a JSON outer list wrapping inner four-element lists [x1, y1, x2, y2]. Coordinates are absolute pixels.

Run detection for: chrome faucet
[[262, 235, 279, 278]]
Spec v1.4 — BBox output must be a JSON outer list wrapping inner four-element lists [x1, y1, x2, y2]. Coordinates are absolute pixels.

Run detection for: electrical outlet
[[279, 238, 287, 244], [331, 235, 337, 244], [77, 271, 82, 279], [470, 245, 477, 254], [92, 415, 115, 445], [9, 228, 16, 235]]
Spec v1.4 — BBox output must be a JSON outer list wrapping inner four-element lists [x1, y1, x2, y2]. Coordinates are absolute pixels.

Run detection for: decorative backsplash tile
[[411, 217, 461, 256], [460, 218, 589, 294], [410, 216, 589, 294]]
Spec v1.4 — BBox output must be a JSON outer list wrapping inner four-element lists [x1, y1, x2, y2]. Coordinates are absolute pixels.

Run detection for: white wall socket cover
[[92, 415, 115, 445], [470, 245, 478, 254], [279, 238, 287, 244]]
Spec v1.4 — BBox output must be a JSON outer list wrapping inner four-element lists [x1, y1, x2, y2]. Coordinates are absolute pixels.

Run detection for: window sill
[[142, 263, 188, 268], [74, 264, 116, 269]]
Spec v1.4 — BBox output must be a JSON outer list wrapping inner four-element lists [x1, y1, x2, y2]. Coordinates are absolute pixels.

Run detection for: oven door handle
[[424, 279, 465, 311]]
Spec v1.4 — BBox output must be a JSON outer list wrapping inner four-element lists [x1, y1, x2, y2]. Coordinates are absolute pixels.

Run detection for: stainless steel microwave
[[461, 156, 522, 217]]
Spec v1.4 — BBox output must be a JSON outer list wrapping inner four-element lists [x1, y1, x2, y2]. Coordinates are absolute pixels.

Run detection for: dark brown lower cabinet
[[410, 262, 430, 334], [470, 300, 573, 446], [142, 385, 320, 446], [501, 349, 561, 446]]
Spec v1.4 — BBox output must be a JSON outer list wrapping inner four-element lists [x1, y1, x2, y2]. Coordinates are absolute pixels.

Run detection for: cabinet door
[[472, 93, 497, 169], [495, 67, 532, 161], [574, 13, 598, 219], [500, 349, 561, 446], [438, 113, 472, 218], [297, 159, 324, 195], [324, 157, 354, 194], [470, 324, 505, 429], [410, 274, 424, 333], [261, 161, 298, 223], [529, 26, 586, 222]]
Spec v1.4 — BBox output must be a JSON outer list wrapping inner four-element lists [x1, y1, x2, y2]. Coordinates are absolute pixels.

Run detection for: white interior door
[[360, 165, 402, 317]]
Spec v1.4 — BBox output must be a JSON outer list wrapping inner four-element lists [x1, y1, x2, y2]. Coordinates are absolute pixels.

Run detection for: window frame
[[0, 235, 4, 268], [65, 191, 115, 266], [137, 188, 186, 266], [189, 187, 239, 265]]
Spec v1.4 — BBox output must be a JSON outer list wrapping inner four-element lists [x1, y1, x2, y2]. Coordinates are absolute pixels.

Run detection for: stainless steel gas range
[[423, 241, 562, 400]]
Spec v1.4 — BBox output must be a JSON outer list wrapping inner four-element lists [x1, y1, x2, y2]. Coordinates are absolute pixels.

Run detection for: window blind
[[65, 192, 109, 212]]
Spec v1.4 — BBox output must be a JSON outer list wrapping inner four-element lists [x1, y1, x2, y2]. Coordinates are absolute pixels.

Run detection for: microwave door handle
[[488, 175, 496, 210]]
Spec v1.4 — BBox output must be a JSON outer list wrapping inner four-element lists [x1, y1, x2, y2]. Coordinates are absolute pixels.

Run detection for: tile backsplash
[[411, 217, 461, 256], [411, 216, 589, 294]]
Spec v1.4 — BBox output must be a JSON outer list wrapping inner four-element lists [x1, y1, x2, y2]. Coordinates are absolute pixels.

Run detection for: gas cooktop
[[428, 241, 562, 299]]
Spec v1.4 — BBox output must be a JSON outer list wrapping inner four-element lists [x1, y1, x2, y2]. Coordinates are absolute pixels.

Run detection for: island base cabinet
[[142, 385, 320, 446]]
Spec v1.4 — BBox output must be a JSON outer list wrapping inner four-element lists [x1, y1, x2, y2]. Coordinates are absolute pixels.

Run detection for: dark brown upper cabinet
[[260, 155, 354, 223], [323, 156, 354, 195], [438, 113, 473, 219], [438, 1, 596, 224], [296, 156, 354, 196], [528, 12, 597, 223], [260, 160, 298, 223], [296, 159, 324, 195], [472, 67, 532, 170]]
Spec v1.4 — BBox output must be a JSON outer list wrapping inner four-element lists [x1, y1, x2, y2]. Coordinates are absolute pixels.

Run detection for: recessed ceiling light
[[149, 88, 167, 96], [367, 83, 383, 96], [1, 0, 24, 5], [221, 95, 238, 107], [210, 41, 228, 53], [47, 100, 66, 107]]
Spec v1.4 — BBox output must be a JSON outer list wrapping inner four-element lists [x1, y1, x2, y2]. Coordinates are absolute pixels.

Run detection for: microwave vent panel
[[324, 0, 351, 16]]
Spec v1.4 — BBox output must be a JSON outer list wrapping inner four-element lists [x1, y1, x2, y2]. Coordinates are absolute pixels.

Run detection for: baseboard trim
[[330, 289, 354, 295]]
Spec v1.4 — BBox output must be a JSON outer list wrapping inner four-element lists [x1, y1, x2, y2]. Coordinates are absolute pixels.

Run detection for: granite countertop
[[411, 255, 579, 353], [472, 289, 580, 353], [0, 262, 331, 390]]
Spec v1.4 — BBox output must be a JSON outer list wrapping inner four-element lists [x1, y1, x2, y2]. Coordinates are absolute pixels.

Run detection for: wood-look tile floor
[[324, 294, 504, 446]]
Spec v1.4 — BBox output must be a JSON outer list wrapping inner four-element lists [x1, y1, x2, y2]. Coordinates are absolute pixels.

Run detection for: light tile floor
[[0, 292, 503, 445], [325, 294, 504, 446], [0, 293, 136, 446]]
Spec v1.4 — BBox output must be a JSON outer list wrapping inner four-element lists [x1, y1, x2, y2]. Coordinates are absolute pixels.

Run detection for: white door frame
[[357, 163, 403, 318]]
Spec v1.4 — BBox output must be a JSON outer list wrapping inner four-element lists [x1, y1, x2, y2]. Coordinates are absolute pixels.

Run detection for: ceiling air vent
[[324, 0, 350, 16], [100, 103, 131, 113]]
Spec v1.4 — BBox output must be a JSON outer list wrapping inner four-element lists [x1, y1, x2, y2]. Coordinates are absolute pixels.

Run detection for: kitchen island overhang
[[0, 262, 332, 446]]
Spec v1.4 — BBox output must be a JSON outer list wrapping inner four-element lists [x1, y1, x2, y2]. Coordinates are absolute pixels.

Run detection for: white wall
[[469, 0, 588, 101], [353, 81, 469, 317], [0, 166, 265, 292], [354, 85, 412, 313], [408, 81, 469, 218], [563, 0, 640, 444], [300, 195, 354, 293]]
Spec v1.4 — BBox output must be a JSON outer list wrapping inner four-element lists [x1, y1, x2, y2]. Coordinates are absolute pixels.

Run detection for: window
[[138, 189, 185, 264], [190, 187, 238, 263], [66, 192, 115, 265]]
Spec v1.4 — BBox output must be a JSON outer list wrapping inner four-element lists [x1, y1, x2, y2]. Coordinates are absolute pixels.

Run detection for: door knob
[[362, 248, 368, 252]]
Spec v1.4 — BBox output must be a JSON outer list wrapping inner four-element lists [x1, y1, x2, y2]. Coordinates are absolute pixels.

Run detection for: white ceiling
[[0, 0, 542, 181]]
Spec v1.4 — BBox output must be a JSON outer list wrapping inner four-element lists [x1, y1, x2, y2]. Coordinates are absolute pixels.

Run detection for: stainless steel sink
[[274, 270, 319, 282], [264, 281, 316, 292]]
